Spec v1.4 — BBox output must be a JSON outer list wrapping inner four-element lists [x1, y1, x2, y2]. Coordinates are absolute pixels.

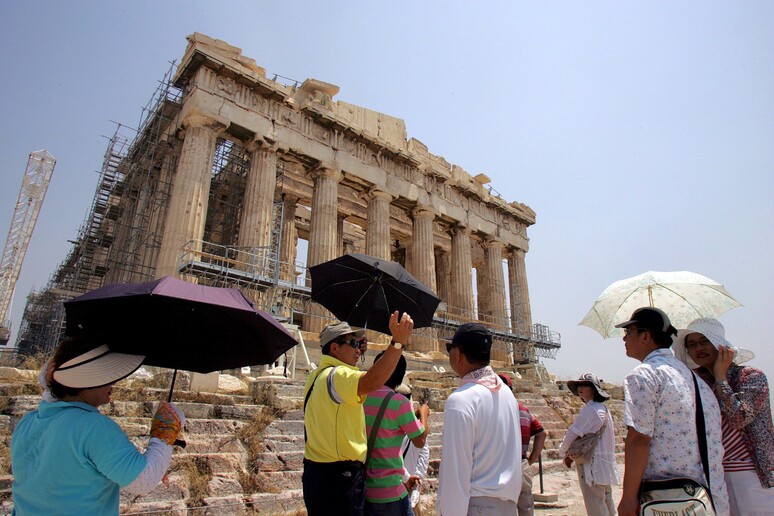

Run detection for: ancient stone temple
[[16, 33, 559, 362]]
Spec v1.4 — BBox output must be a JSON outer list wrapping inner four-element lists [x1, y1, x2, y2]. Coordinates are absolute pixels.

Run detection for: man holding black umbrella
[[302, 310, 414, 516]]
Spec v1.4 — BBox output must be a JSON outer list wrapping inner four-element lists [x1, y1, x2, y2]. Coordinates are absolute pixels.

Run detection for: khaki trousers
[[576, 465, 616, 516], [517, 459, 534, 516]]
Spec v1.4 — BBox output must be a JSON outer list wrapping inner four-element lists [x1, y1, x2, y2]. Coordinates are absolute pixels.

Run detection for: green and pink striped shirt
[[364, 386, 424, 503]]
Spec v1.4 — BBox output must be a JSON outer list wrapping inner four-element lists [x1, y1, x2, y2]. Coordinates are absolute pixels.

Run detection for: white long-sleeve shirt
[[438, 371, 522, 516], [558, 400, 620, 487]]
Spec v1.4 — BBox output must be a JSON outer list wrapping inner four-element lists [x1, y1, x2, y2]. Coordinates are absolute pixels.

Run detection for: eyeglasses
[[445, 342, 456, 353], [335, 338, 362, 349], [623, 327, 649, 336], [685, 336, 712, 350]]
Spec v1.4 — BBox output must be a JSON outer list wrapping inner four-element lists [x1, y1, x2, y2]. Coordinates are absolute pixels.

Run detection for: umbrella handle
[[166, 369, 186, 447], [168, 369, 177, 402]]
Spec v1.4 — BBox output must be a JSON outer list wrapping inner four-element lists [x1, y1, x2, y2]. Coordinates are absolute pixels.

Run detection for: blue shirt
[[11, 400, 147, 515]]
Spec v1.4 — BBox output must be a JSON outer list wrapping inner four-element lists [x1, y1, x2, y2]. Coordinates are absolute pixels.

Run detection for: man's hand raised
[[389, 311, 414, 344]]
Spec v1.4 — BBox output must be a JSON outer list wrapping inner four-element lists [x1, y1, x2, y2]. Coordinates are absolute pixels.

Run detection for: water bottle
[[410, 487, 420, 507]]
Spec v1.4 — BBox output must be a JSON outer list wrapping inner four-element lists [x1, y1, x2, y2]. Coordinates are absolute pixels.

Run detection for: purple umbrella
[[64, 276, 297, 396]]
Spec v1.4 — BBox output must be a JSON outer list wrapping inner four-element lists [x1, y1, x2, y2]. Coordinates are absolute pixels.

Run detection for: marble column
[[475, 263, 491, 321], [337, 215, 346, 256], [237, 143, 277, 272], [365, 190, 393, 260], [306, 166, 342, 333], [279, 196, 298, 282], [485, 239, 508, 328], [145, 152, 176, 279], [157, 115, 222, 277], [449, 227, 474, 316], [508, 247, 533, 334], [410, 207, 437, 293], [435, 250, 450, 307], [307, 167, 341, 267]]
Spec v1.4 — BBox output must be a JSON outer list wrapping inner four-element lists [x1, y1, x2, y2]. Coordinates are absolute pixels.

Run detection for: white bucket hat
[[52, 344, 145, 389], [673, 318, 755, 369]]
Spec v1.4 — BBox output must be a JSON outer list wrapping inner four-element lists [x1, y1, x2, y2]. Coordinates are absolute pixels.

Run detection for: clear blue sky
[[1, 1, 772, 385]]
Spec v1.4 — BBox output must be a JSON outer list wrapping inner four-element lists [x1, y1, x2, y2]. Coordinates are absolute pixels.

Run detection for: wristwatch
[[390, 340, 404, 351]]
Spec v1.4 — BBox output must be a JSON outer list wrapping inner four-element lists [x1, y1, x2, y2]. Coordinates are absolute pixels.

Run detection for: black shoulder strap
[[303, 366, 333, 443], [303, 366, 333, 412], [692, 373, 716, 512], [402, 436, 411, 459], [366, 391, 396, 467]]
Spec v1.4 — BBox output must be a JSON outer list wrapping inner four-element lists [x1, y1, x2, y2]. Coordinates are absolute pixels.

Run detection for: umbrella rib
[[653, 283, 704, 313], [313, 277, 373, 298], [345, 277, 382, 325], [381, 281, 423, 310]]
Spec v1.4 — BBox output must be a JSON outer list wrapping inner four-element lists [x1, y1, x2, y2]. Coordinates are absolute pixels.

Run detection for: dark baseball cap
[[450, 323, 493, 360], [615, 307, 677, 336]]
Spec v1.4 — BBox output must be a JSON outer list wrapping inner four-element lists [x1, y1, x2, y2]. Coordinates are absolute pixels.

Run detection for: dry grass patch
[[172, 456, 213, 507], [0, 442, 10, 475], [235, 406, 286, 494], [238, 470, 282, 495]]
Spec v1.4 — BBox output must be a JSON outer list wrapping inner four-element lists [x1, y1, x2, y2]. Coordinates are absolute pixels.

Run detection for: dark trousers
[[365, 495, 415, 516], [303, 459, 365, 516]]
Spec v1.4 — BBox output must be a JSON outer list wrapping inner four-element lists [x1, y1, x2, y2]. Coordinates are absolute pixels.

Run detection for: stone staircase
[[0, 359, 626, 515]]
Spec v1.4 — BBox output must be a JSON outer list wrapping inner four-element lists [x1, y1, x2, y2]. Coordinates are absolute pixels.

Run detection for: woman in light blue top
[[11, 335, 185, 515]]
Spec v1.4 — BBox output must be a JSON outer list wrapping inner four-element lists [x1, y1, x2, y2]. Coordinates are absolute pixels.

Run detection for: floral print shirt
[[624, 349, 729, 516], [696, 363, 774, 488]]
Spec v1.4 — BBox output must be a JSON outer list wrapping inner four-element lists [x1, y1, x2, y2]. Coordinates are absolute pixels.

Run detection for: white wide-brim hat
[[52, 344, 145, 389], [673, 318, 755, 369]]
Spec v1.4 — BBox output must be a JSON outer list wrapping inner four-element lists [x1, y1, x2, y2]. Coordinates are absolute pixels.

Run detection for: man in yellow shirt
[[302, 311, 414, 516]]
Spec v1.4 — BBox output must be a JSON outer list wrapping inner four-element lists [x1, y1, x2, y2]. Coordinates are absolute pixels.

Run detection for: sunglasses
[[336, 338, 363, 349], [445, 342, 456, 353]]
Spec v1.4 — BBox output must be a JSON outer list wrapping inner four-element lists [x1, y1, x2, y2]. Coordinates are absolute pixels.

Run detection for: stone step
[[254, 449, 304, 472], [197, 494, 246, 515], [260, 469, 303, 487], [247, 489, 305, 514], [261, 434, 304, 453], [183, 436, 247, 454], [120, 500, 187, 515], [183, 418, 247, 435], [170, 452, 244, 476], [0, 383, 40, 398], [120, 472, 188, 506], [266, 419, 305, 436]]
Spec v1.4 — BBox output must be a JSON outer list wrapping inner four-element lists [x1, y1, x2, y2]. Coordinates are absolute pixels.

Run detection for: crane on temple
[[0, 150, 56, 345]]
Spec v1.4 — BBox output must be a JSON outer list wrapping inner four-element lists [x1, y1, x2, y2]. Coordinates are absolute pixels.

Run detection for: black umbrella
[[309, 253, 441, 335], [64, 276, 298, 396]]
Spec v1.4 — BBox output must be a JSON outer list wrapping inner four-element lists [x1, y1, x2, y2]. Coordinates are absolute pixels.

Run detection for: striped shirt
[[519, 402, 544, 459], [364, 386, 424, 503], [721, 418, 755, 472]]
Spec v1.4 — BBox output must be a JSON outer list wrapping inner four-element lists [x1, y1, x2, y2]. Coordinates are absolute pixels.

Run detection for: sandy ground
[[419, 464, 624, 516], [535, 465, 623, 515]]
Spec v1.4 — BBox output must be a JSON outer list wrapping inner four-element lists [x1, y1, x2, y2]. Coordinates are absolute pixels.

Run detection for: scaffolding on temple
[[14, 63, 183, 355]]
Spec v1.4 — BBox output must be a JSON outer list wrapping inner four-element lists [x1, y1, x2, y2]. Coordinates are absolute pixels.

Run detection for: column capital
[[281, 193, 300, 206], [412, 205, 436, 220], [311, 164, 342, 183], [182, 114, 226, 133], [246, 138, 279, 154], [485, 237, 504, 250], [451, 224, 471, 237], [507, 245, 526, 257], [367, 188, 394, 203]]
